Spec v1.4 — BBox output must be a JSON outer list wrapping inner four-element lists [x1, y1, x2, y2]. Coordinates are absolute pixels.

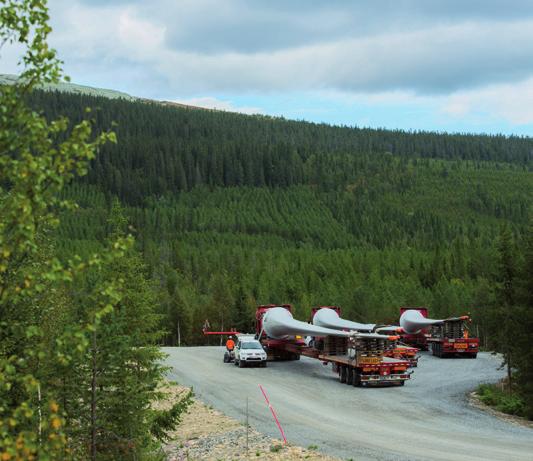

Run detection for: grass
[[477, 383, 526, 417]]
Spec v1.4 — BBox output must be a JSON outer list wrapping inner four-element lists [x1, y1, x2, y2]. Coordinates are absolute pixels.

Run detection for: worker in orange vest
[[226, 335, 235, 351]]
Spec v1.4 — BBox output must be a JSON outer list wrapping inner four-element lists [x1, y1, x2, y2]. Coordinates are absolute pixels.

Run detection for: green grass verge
[[477, 383, 526, 417]]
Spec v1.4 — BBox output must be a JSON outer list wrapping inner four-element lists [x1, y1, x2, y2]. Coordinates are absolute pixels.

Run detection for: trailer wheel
[[339, 365, 347, 383], [433, 343, 442, 358], [346, 367, 354, 386]]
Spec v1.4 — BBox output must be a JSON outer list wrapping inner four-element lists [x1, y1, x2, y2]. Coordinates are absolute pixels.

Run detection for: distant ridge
[[1, 74, 228, 112], [0, 73, 137, 101]]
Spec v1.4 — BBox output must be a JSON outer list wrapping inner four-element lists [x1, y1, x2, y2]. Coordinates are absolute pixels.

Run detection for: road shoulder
[[161, 382, 340, 461], [469, 391, 533, 430]]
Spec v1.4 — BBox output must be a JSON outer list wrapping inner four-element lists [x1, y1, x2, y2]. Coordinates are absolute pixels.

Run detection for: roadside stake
[[259, 384, 287, 444]]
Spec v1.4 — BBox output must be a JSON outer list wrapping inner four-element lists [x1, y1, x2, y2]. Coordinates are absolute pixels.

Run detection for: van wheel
[[239, 360, 245, 368], [261, 361, 267, 368]]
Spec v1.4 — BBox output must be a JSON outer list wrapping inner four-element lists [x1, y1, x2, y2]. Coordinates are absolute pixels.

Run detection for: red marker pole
[[259, 384, 287, 444]]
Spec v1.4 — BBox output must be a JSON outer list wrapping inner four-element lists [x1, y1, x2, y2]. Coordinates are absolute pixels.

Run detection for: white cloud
[[38, 1, 533, 96], [324, 78, 533, 126], [441, 78, 533, 125], [173, 96, 262, 115]]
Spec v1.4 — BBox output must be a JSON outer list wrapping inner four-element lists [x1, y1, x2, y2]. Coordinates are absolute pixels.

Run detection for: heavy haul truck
[[427, 319, 479, 358], [256, 305, 412, 386], [399, 307, 479, 358]]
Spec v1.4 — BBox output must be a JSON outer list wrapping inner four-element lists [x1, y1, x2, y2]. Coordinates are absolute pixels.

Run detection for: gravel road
[[163, 347, 533, 461]]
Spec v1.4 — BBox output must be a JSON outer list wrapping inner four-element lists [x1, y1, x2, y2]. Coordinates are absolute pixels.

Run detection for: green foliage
[[477, 383, 526, 416], [0, 1, 114, 458], [0, 2, 189, 459], [150, 388, 193, 443], [511, 220, 533, 419]]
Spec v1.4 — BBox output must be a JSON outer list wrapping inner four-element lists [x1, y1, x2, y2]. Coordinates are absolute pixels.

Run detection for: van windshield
[[241, 342, 262, 349]]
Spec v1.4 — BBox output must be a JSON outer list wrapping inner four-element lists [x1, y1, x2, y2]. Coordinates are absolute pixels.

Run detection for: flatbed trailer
[[256, 305, 411, 387]]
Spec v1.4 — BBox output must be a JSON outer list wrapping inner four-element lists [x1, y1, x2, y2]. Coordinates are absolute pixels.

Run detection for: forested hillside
[[29, 90, 533, 346]]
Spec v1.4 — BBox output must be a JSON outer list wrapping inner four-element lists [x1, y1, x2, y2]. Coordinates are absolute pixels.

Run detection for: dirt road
[[163, 347, 533, 461]]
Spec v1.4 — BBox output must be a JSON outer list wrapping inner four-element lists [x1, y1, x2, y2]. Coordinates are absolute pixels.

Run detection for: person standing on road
[[226, 335, 235, 351]]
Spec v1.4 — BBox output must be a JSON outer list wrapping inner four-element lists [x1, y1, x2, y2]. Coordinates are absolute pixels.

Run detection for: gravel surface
[[160, 384, 336, 461], [163, 347, 533, 461]]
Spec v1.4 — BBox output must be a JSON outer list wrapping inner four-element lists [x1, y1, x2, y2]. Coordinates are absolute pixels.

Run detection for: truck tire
[[340, 365, 347, 383], [353, 370, 361, 387], [470, 353, 477, 359], [346, 367, 354, 385]]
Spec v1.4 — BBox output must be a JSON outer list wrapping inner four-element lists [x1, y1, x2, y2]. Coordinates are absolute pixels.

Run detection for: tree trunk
[[220, 314, 224, 346], [90, 327, 97, 461], [507, 352, 512, 394]]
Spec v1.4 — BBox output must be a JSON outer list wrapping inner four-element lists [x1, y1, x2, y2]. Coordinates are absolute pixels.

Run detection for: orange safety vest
[[226, 339, 235, 350]]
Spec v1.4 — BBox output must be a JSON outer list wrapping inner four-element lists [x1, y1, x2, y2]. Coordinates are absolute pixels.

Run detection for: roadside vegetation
[[477, 383, 526, 417]]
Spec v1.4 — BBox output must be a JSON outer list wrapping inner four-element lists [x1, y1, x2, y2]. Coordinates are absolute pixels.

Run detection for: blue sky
[[2, 0, 533, 135]]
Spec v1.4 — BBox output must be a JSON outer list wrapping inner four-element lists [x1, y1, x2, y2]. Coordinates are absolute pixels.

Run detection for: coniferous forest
[[27, 91, 532, 347]]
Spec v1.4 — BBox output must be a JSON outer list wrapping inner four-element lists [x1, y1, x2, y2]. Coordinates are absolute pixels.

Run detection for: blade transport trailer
[[256, 305, 412, 387], [312, 306, 419, 368]]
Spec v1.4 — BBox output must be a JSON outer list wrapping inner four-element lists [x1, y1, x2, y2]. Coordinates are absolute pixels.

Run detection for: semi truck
[[399, 307, 479, 358]]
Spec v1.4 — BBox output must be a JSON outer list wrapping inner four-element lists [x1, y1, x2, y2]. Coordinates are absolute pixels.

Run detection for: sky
[[2, 0, 533, 136]]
